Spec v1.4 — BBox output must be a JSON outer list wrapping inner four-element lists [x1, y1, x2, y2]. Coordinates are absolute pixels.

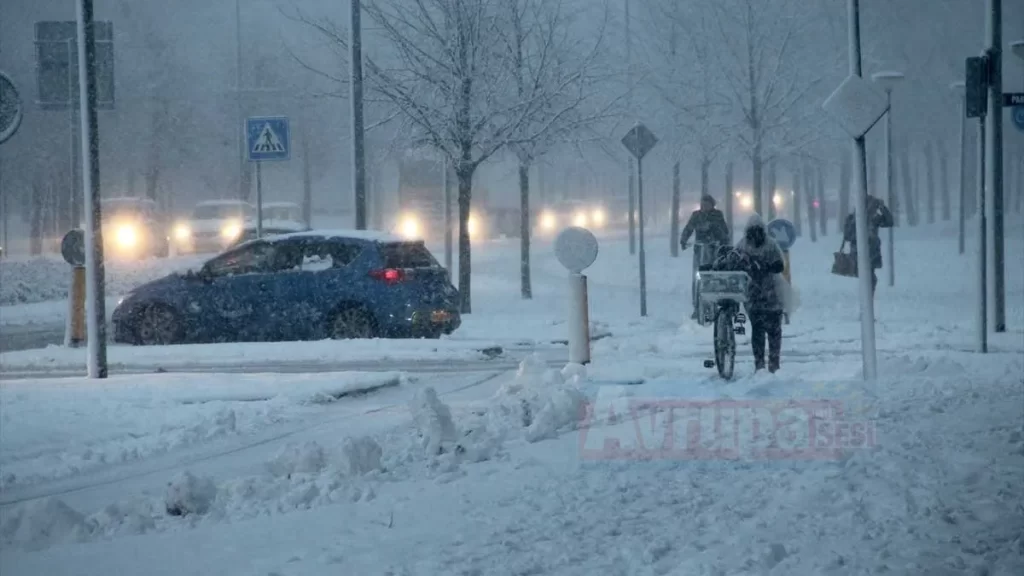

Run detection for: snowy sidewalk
[[2, 351, 1022, 575]]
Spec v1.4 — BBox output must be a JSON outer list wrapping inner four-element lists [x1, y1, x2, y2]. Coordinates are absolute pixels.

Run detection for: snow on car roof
[[195, 199, 253, 207], [267, 229, 408, 243], [263, 201, 300, 208]]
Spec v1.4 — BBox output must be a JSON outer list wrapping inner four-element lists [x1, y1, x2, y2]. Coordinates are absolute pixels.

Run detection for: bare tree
[[339, 0, 609, 312], [706, 0, 834, 217], [644, 0, 731, 256], [493, 0, 609, 299]]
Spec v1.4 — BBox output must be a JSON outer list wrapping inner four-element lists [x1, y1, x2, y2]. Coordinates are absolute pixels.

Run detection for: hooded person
[[735, 213, 786, 372]]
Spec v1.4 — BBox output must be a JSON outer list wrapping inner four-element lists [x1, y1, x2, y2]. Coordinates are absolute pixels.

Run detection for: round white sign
[[554, 227, 599, 273]]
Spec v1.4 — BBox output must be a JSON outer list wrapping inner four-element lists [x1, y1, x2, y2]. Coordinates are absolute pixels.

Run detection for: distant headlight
[[739, 194, 753, 210], [773, 193, 784, 207], [467, 212, 482, 238], [399, 213, 421, 239], [591, 208, 606, 227], [540, 210, 557, 231], [173, 224, 191, 242], [221, 220, 242, 241], [115, 223, 138, 248], [573, 211, 588, 227]]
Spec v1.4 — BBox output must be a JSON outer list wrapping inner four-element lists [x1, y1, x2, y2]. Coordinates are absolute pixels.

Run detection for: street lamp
[[871, 71, 903, 287], [1011, 40, 1024, 61], [950, 81, 967, 256]]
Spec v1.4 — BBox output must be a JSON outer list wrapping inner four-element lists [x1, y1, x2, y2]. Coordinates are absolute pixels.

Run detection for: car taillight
[[369, 268, 406, 284]]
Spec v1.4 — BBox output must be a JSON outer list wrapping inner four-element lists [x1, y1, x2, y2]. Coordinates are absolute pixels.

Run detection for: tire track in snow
[[0, 369, 515, 507]]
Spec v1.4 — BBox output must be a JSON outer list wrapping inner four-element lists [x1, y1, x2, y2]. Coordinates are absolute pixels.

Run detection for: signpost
[[554, 227, 599, 365], [822, 0, 890, 382], [245, 116, 290, 239], [620, 123, 658, 317], [35, 20, 114, 229], [965, 56, 989, 353]]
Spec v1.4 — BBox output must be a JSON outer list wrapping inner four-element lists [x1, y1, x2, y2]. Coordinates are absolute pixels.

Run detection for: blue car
[[112, 230, 461, 345]]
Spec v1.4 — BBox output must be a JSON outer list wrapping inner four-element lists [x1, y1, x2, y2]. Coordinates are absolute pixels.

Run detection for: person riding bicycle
[[732, 213, 785, 373], [681, 195, 731, 319]]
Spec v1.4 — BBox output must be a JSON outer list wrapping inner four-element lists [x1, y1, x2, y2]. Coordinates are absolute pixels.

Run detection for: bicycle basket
[[696, 271, 749, 304]]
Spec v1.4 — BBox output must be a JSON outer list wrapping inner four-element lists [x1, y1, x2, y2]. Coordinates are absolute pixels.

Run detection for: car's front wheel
[[329, 307, 377, 339], [135, 304, 182, 345]]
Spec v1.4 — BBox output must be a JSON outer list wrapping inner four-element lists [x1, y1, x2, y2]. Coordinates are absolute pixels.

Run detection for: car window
[[269, 241, 304, 272], [300, 241, 362, 271], [205, 242, 274, 277], [379, 242, 438, 268]]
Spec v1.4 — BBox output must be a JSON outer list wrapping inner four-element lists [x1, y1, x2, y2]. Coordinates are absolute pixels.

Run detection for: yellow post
[[66, 266, 87, 347]]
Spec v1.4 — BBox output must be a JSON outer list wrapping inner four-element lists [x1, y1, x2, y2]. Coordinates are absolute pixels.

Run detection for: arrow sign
[[1003, 92, 1024, 107], [621, 124, 658, 160], [1013, 107, 1024, 133], [0, 71, 22, 145], [766, 218, 798, 251]]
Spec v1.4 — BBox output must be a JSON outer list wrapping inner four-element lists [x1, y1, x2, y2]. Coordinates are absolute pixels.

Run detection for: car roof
[[102, 197, 156, 205], [195, 199, 253, 207], [265, 229, 408, 244], [263, 201, 300, 208]]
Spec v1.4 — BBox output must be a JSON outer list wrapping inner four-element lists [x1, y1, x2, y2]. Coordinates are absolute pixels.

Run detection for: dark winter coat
[[680, 208, 731, 247], [843, 196, 894, 269], [734, 214, 786, 312]]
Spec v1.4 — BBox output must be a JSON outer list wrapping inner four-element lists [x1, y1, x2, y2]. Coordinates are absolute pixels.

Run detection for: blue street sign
[[1012, 106, 1024, 133], [766, 218, 797, 251], [246, 116, 290, 161]]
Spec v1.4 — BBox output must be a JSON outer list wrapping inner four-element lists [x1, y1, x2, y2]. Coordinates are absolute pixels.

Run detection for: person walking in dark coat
[[842, 194, 894, 297], [681, 195, 731, 319], [734, 214, 786, 372], [680, 195, 731, 249]]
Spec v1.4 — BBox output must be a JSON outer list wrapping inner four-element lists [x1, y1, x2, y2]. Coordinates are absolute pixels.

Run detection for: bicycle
[[696, 249, 750, 380]]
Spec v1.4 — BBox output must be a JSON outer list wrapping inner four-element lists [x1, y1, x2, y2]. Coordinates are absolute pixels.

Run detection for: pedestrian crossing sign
[[245, 116, 290, 161]]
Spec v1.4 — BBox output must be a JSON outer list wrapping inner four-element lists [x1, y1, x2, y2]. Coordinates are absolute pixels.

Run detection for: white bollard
[[568, 272, 591, 364], [554, 227, 599, 366]]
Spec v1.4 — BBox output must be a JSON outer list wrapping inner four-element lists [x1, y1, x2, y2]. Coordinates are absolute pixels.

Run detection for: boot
[[768, 359, 780, 373], [754, 358, 766, 371]]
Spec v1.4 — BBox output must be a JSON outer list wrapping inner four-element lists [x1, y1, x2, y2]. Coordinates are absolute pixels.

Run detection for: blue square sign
[[246, 116, 290, 161]]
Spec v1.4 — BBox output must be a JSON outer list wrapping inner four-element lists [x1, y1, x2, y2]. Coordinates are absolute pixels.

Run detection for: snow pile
[[0, 498, 91, 551], [397, 355, 587, 475], [164, 471, 218, 516]]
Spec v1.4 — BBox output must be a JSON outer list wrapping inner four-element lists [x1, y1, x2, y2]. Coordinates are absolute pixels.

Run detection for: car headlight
[[773, 193, 784, 207], [173, 224, 191, 242], [399, 214, 421, 239], [115, 224, 138, 248], [573, 212, 588, 227], [467, 213, 480, 237], [540, 211, 557, 231], [739, 194, 753, 210], [221, 220, 242, 241], [591, 209, 606, 226]]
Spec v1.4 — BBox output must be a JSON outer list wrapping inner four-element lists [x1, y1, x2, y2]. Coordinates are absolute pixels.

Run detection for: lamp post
[[1012, 40, 1024, 60], [950, 81, 967, 255], [871, 71, 903, 287]]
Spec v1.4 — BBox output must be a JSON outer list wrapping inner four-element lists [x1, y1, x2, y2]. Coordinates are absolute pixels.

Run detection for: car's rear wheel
[[135, 305, 182, 345], [329, 307, 377, 339]]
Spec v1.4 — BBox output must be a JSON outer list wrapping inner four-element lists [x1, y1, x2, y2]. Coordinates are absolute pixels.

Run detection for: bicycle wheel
[[714, 309, 736, 380]]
